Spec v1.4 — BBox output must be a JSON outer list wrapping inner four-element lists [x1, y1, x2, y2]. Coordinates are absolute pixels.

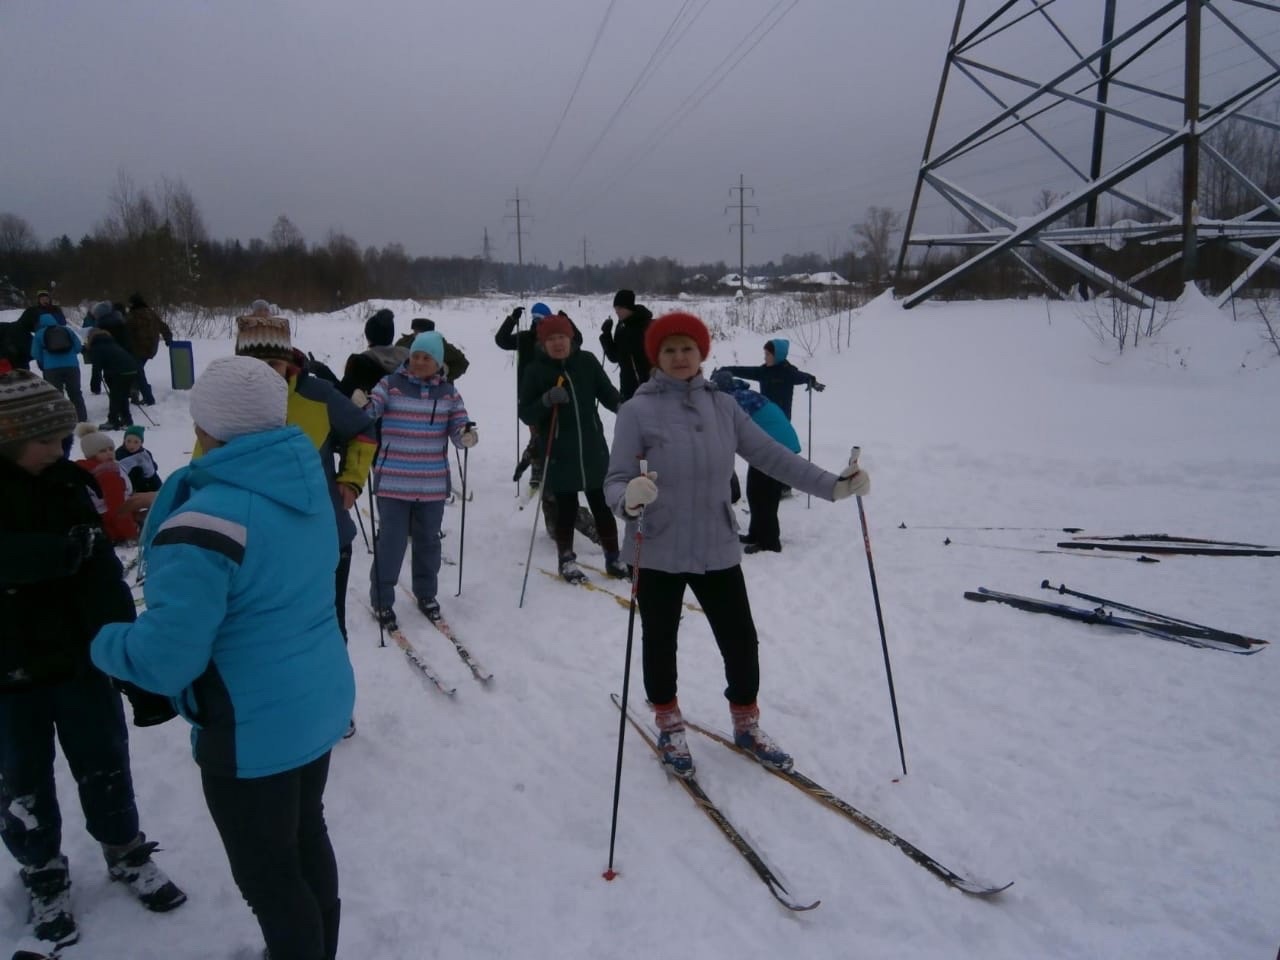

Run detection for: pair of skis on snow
[[373, 603, 492, 696], [966, 582, 1268, 654], [611, 694, 1011, 912]]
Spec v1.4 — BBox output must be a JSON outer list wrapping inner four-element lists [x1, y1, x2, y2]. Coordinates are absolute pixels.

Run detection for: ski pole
[[131, 398, 158, 426], [368, 485, 385, 649], [355, 503, 371, 554], [518, 377, 563, 608], [1040, 580, 1263, 648], [604, 459, 648, 882], [514, 308, 522, 497], [806, 384, 813, 510], [851, 447, 907, 777], [455, 422, 475, 597]]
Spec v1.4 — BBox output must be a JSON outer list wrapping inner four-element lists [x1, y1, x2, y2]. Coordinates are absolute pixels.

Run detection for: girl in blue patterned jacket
[[365, 331, 477, 627]]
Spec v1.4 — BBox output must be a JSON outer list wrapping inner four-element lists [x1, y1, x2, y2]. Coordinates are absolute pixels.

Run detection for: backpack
[[43, 324, 74, 355]]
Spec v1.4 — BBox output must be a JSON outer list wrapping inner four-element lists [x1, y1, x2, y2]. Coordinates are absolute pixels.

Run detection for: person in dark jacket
[[718, 338, 825, 420], [124, 294, 173, 406], [93, 357, 353, 960], [498, 304, 583, 489], [395, 318, 470, 380], [0, 365, 185, 948], [339, 309, 408, 399], [84, 326, 138, 430], [518, 313, 624, 582], [599, 289, 654, 401], [709, 369, 801, 553], [6, 291, 63, 370]]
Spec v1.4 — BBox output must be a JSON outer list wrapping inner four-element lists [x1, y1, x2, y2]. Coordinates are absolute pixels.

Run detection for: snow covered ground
[[2, 290, 1277, 959]]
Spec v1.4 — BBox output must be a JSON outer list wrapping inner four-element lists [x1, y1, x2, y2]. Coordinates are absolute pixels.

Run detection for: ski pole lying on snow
[[1040, 580, 1266, 648], [604, 459, 648, 882], [851, 447, 907, 778]]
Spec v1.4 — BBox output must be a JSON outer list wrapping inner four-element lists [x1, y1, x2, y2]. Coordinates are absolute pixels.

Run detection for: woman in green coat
[[518, 313, 625, 583]]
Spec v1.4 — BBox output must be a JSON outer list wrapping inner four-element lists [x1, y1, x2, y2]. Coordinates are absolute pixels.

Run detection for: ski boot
[[417, 597, 442, 623], [103, 834, 187, 912], [20, 855, 77, 947], [730, 703, 793, 772], [602, 552, 630, 579], [373, 607, 398, 630], [653, 701, 694, 779], [558, 552, 587, 584]]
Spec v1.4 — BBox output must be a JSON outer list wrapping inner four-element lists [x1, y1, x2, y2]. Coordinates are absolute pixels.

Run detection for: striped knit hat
[[0, 366, 78, 449], [234, 315, 294, 365]]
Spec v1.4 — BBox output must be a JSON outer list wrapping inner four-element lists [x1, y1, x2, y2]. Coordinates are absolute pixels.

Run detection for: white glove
[[624, 472, 658, 515], [832, 446, 869, 499], [350, 388, 369, 408], [459, 425, 478, 448], [832, 467, 870, 500]]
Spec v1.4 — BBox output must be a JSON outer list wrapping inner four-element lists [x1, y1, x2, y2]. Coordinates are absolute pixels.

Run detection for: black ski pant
[[202, 751, 340, 960], [133, 358, 155, 404], [745, 467, 785, 550], [553, 488, 618, 557], [334, 547, 352, 645], [637, 565, 759, 707], [103, 372, 135, 426]]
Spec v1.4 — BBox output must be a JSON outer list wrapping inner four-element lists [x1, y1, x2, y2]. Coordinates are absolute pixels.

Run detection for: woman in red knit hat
[[603, 312, 870, 778]]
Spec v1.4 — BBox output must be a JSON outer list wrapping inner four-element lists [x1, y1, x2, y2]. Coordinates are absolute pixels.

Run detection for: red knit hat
[[645, 312, 711, 365], [536, 313, 573, 343]]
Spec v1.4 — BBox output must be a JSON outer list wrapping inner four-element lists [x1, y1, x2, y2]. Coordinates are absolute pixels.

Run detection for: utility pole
[[1181, 0, 1201, 282], [505, 188, 530, 297], [725, 174, 757, 291], [482, 227, 493, 262], [582, 236, 590, 292]]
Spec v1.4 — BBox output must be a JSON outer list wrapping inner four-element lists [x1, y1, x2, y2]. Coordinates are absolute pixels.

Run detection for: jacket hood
[[144, 427, 325, 548], [36, 314, 59, 330], [367, 344, 408, 374], [768, 338, 790, 363]]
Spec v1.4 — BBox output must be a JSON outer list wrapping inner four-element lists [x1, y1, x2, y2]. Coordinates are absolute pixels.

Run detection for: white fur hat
[[75, 422, 113, 459], [189, 356, 288, 443]]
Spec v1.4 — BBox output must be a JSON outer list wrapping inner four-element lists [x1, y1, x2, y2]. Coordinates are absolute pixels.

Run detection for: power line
[[530, 0, 620, 185], [565, 0, 799, 222], [554, 0, 712, 205]]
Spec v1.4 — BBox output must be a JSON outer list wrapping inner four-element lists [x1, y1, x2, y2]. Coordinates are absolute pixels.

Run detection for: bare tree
[[853, 206, 902, 283], [269, 215, 306, 252], [0, 213, 36, 255], [104, 170, 162, 241]]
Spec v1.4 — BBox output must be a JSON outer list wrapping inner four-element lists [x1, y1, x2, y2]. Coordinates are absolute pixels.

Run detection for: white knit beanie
[[190, 356, 288, 443], [75, 422, 114, 459]]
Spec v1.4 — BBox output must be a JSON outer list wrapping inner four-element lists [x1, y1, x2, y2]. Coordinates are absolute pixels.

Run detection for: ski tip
[[783, 896, 822, 912], [955, 879, 1014, 897]]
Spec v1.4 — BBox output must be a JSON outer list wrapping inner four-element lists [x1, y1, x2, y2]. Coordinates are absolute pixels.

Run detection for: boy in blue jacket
[[31, 314, 87, 422], [710, 369, 802, 553], [718, 338, 824, 420], [92, 356, 355, 960]]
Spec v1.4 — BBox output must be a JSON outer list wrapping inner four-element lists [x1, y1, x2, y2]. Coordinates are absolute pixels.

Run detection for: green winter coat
[[519, 347, 620, 494]]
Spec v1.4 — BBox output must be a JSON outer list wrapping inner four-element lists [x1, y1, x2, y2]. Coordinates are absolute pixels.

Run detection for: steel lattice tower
[[896, 0, 1280, 309]]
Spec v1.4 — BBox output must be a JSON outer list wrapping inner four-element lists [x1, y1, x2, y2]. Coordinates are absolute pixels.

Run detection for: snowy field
[[2, 289, 1278, 959]]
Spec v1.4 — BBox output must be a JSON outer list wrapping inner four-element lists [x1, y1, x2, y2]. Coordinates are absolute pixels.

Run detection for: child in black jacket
[[84, 326, 138, 430], [0, 365, 184, 947]]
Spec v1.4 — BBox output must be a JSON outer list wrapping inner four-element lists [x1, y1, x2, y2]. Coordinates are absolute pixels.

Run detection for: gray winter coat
[[604, 370, 840, 574]]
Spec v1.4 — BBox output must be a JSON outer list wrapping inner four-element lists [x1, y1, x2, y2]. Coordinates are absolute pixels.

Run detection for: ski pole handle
[[850, 446, 861, 467], [639, 458, 648, 476]]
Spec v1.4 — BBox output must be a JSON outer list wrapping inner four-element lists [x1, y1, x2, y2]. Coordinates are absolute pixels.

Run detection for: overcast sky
[[2, 0, 1275, 267]]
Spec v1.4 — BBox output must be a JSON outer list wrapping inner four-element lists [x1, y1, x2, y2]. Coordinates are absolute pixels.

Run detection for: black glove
[[542, 385, 569, 407], [508, 306, 525, 323], [601, 317, 613, 335], [811, 380, 826, 393], [65, 524, 104, 573], [116, 680, 179, 727]]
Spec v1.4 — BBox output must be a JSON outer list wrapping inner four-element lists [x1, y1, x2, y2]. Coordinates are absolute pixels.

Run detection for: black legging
[[553, 488, 619, 556], [202, 751, 340, 960], [638, 565, 760, 706]]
